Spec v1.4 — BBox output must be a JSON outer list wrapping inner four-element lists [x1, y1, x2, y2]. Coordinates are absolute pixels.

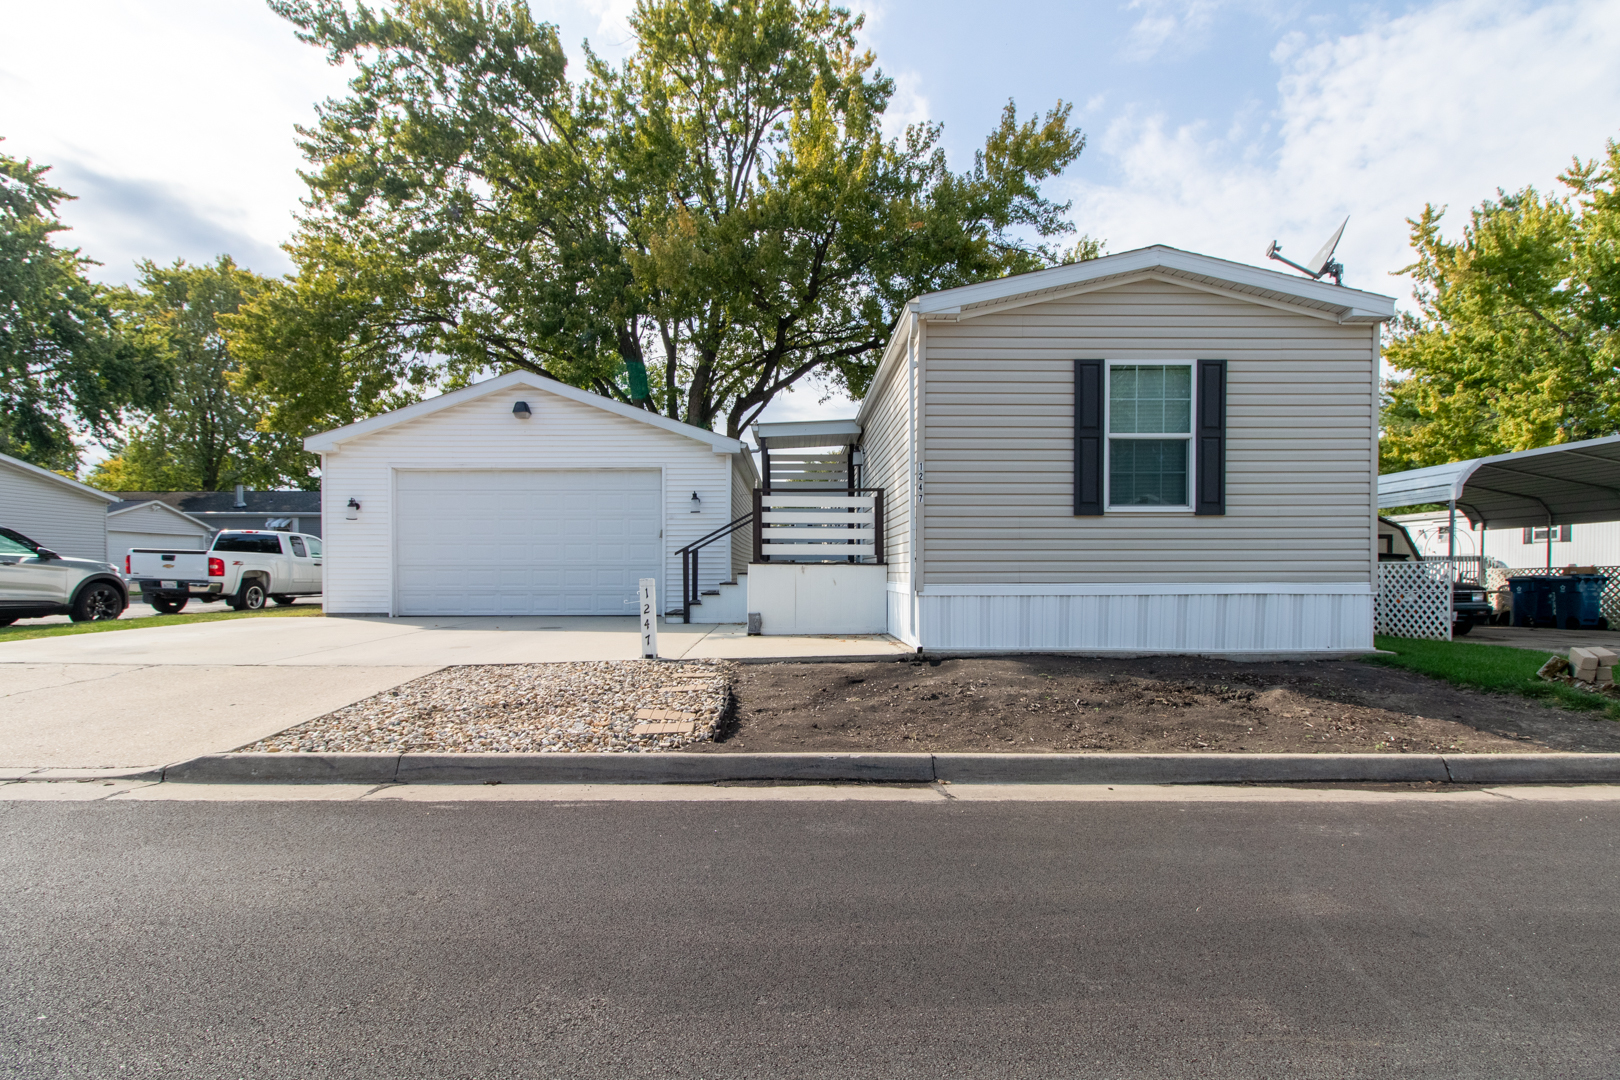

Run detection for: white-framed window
[[1106, 361, 1194, 510]]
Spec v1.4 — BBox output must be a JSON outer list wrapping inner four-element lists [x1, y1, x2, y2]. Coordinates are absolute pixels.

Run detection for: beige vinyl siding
[[730, 451, 754, 579], [0, 462, 110, 561], [857, 337, 913, 586], [922, 279, 1377, 584], [319, 388, 733, 614]]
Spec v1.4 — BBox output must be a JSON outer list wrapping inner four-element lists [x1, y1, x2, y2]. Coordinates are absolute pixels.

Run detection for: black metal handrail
[[674, 511, 755, 623]]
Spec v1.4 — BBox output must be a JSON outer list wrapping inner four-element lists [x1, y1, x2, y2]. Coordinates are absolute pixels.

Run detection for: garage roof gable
[[107, 499, 213, 531], [304, 370, 747, 455]]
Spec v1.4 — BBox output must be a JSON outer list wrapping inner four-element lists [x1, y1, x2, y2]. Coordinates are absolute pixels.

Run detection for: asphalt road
[[3, 796, 1618, 1078]]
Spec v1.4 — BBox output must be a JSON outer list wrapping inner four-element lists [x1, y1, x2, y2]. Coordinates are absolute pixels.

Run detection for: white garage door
[[395, 470, 661, 616]]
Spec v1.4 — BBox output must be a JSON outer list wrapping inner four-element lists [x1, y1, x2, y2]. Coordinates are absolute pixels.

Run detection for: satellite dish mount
[[1266, 216, 1347, 286]]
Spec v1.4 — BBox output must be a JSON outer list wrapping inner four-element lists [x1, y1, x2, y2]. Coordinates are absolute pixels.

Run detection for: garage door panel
[[396, 470, 662, 616]]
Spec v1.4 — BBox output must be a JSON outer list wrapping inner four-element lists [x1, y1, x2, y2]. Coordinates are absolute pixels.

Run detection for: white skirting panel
[[886, 583, 920, 647], [916, 590, 1374, 654]]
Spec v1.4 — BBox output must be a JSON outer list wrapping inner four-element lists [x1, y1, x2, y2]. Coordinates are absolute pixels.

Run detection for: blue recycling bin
[[1508, 577, 1557, 628], [1552, 575, 1609, 630]]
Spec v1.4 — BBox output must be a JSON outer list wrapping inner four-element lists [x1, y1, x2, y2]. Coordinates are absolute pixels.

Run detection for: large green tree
[[1381, 136, 1620, 470], [231, 0, 1094, 439], [0, 144, 168, 470], [89, 257, 317, 491]]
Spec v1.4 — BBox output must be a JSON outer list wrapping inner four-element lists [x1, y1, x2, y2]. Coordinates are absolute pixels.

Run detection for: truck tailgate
[[127, 548, 209, 579]]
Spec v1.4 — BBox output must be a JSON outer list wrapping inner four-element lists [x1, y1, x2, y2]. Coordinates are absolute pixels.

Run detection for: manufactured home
[[307, 245, 1394, 655]]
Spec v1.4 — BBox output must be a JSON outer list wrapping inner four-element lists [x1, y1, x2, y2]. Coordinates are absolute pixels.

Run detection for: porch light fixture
[[346, 497, 361, 520], [512, 401, 532, 418], [690, 491, 702, 513]]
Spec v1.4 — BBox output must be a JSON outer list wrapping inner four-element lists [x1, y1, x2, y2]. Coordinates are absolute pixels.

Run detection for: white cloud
[[1123, 0, 1227, 59], [1066, 0, 1620, 308], [880, 69, 933, 140]]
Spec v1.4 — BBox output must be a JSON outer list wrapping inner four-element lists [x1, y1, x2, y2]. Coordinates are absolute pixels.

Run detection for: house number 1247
[[638, 578, 658, 658]]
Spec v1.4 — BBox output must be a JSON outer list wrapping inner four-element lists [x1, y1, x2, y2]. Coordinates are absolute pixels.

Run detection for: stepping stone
[[633, 721, 696, 735], [634, 708, 699, 722]]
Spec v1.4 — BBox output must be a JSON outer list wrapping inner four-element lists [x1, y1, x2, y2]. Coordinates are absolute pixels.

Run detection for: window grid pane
[[1109, 439, 1188, 506], [1110, 364, 1191, 434]]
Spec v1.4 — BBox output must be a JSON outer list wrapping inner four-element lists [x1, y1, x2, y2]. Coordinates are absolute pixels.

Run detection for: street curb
[[1442, 753, 1620, 784], [161, 753, 400, 784], [929, 753, 1452, 784], [145, 751, 1620, 786]]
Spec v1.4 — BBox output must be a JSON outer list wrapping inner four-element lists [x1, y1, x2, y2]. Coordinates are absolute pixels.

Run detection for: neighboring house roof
[[0, 449, 118, 504], [1377, 434, 1620, 529], [858, 244, 1399, 425], [303, 369, 747, 455], [109, 490, 322, 515], [107, 499, 214, 531]]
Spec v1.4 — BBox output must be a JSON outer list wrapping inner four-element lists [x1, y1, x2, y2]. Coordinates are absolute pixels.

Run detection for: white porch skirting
[[900, 585, 1374, 654]]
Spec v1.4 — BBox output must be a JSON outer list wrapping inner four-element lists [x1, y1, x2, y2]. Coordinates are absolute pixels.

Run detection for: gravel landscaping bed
[[238, 661, 731, 754]]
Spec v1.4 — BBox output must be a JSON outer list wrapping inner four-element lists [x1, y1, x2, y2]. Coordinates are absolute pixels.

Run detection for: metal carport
[[1378, 434, 1620, 568]]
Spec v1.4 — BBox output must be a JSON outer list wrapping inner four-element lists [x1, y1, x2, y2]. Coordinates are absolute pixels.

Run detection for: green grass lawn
[[0, 604, 324, 643], [1367, 634, 1620, 719]]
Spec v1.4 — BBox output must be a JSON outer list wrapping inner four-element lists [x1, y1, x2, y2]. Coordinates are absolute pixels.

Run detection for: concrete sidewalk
[[0, 615, 910, 666], [0, 616, 908, 770], [0, 664, 438, 769]]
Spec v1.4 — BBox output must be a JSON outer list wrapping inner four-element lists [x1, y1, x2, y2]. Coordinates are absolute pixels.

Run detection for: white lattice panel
[[1376, 562, 1451, 640]]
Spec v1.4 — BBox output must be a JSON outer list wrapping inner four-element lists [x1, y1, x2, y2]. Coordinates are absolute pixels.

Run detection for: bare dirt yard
[[698, 655, 1620, 755]]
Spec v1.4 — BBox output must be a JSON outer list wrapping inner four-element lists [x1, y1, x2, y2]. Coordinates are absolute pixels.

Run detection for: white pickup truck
[[126, 530, 323, 613]]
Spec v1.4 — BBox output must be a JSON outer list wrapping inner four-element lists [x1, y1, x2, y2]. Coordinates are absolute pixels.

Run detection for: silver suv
[[0, 527, 129, 627]]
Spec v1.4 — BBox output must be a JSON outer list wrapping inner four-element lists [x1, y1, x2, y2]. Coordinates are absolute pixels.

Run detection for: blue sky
[[3, 0, 1618, 425]]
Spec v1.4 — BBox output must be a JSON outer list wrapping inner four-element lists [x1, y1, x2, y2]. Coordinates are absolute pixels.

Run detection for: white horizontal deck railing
[[751, 490, 884, 563]]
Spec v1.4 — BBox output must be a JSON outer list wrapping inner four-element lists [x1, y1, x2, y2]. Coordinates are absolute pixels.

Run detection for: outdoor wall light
[[512, 401, 532, 418], [346, 497, 361, 520], [690, 491, 702, 513]]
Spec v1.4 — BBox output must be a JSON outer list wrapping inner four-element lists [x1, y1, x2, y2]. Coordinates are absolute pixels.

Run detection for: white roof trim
[[304, 370, 746, 455], [753, 419, 863, 449], [915, 245, 1396, 322], [0, 450, 118, 503], [107, 500, 213, 531]]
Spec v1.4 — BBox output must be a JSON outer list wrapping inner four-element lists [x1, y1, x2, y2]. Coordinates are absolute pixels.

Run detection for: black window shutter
[[1074, 359, 1104, 515], [1522, 526, 1533, 543], [1562, 524, 1574, 542], [1195, 359, 1227, 515]]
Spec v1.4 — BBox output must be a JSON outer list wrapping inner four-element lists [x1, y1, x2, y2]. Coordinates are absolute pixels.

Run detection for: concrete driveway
[[0, 615, 908, 771]]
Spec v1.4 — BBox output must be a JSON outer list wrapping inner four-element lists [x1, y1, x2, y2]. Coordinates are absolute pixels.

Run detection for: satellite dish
[[1265, 215, 1348, 285]]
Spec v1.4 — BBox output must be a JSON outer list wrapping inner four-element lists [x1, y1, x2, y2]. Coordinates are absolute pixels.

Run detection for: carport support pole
[[1547, 512, 1554, 570], [1448, 498, 1457, 636]]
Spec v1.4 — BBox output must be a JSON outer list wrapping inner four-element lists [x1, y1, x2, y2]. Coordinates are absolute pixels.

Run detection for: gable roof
[[914, 244, 1396, 323], [107, 500, 214, 531], [110, 490, 322, 515], [304, 370, 746, 455], [0, 449, 118, 504], [857, 244, 1398, 426]]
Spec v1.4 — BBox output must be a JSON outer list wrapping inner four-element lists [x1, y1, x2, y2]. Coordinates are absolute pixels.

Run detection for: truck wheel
[[271, 594, 296, 606], [1452, 619, 1473, 636], [70, 582, 125, 623], [234, 581, 268, 611], [150, 597, 187, 615], [0, 617, 16, 628]]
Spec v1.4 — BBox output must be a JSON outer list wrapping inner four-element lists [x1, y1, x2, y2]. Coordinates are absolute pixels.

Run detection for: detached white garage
[[306, 371, 754, 618]]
